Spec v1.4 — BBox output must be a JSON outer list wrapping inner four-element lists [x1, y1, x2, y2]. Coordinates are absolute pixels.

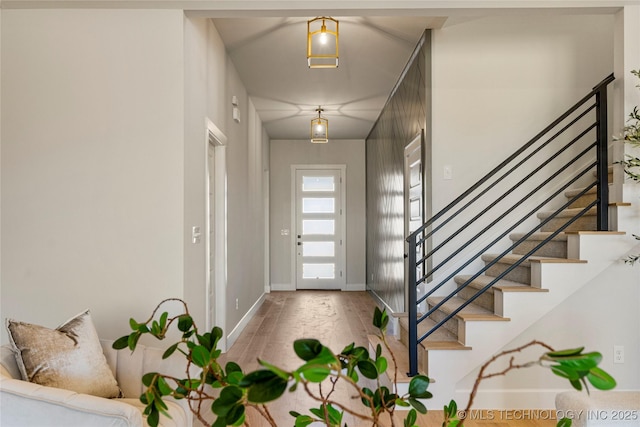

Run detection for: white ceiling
[[212, 16, 447, 140]]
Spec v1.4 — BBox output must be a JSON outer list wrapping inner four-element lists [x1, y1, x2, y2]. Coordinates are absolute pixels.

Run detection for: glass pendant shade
[[307, 17, 339, 68], [311, 108, 328, 143]]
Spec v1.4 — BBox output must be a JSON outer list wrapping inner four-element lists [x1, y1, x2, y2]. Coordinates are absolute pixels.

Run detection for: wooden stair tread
[[398, 318, 471, 351], [536, 207, 596, 219], [481, 253, 564, 266], [427, 296, 509, 321], [368, 334, 414, 383], [509, 231, 568, 242], [564, 184, 612, 198], [564, 231, 626, 235], [455, 275, 547, 293], [399, 317, 460, 343]]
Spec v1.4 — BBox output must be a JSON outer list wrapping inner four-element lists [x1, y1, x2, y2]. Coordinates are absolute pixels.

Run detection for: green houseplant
[[113, 299, 615, 427]]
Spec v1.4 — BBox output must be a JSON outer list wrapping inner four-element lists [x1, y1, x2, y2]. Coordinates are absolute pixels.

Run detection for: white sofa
[[0, 340, 195, 427], [556, 390, 640, 427]]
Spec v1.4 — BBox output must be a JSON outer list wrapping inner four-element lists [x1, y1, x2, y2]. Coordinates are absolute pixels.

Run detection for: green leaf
[[298, 365, 331, 383], [157, 377, 172, 396], [240, 370, 288, 403], [226, 362, 242, 374], [129, 318, 139, 330], [293, 339, 324, 361], [226, 403, 246, 425], [147, 407, 160, 427], [246, 374, 288, 403], [556, 417, 573, 427], [445, 400, 457, 418], [191, 345, 211, 368], [159, 312, 168, 329], [231, 412, 246, 427], [128, 331, 141, 351], [293, 415, 315, 427], [259, 359, 291, 381], [309, 408, 324, 420], [357, 360, 378, 380], [198, 333, 212, 351], [177, 315, 193, 332], [570, 379, 583, 391], [551, 365, 580, 381], [226, 371, 244, 385], [409, 398, 427, 414], [211, 386, 243, 416], [376, 344, 382, 359], [547, 347, 585, 358], [375, 356, 388, 375], [142, 372, 157, 387], [341, 343, 355, 354], [409, 375, 431, 399], [587, 367, 617, 390], [112, 335, 130, 350], [404, 409, 417, 427], [162, 343, 179, 359], [325, 403, 343, 425], [395, 398, 410, 407]]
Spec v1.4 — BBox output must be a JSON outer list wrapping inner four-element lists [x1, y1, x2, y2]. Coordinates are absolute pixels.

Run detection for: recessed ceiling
[[212, 16, 447, 140]]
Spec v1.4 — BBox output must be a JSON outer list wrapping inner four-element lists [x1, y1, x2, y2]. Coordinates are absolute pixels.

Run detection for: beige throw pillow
[[6, 310, 122, 398]]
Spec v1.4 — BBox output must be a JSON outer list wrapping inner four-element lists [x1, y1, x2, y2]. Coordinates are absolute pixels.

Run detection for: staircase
[[380, 173, 639, 410], [399, 171, 611, 366], [369, 74, 640, 408]]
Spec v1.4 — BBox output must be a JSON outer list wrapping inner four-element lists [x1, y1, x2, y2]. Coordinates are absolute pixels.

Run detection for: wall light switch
[[192, 226, 202, 244], [444, 165, 453, 180]]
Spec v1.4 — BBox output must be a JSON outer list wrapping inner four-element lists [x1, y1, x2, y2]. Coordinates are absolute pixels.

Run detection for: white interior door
[[404, 134, 424, 309], [294, 168, 345, 290]]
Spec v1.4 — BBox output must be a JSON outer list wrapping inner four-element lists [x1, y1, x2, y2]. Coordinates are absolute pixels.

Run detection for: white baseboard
[[368, 289, 398, 315], [343, 283, 366, 291], [270, 283, 295, 291], [226, 293, 266, 350], [453, 388, 565, 410]]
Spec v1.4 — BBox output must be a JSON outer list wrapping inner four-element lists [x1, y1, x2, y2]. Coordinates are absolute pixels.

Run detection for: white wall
[[425, 14, 616, 291], [431, 14, 614, 212], [270, 139, 366, 290], [183, 16, 211, 332], [455, 258, 640, 408], [183, 16, 268, 345], [1, 9, 185, 342]]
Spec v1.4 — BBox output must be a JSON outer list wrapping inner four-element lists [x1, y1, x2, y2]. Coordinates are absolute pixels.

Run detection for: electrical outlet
[[614, 345, 624, 364], [235, 298, 239, 310]]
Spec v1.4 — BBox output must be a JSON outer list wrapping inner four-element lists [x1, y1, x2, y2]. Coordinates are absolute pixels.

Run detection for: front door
[[294, 167, 345, 290]]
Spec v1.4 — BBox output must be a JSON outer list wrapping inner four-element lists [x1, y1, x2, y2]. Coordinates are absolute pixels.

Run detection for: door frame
[[205, 118, 228, 352], [404, 131, 427, 311], [290, 164, 347, 290]]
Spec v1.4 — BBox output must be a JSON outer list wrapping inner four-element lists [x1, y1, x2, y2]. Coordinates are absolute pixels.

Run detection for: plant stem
[[459, 340, 555, 427]]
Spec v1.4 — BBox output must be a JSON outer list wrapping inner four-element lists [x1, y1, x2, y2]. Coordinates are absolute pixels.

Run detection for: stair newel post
[[407, 232, 419, 377], [595, 82, 609, 231]]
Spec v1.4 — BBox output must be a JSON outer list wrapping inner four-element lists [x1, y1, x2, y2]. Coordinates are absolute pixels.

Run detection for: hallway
[[218, 291, 557, 427]]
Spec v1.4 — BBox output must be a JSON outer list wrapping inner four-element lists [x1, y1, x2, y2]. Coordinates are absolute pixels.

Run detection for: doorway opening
[[206, 118, 228, 351]]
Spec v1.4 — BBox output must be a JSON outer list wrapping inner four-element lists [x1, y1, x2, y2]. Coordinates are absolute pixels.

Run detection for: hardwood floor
[[217, 291, 557, 427]]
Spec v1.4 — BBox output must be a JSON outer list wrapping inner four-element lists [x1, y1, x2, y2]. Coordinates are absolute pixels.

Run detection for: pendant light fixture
[[311, 107, 329, 143], [307, 17, 339, 68]]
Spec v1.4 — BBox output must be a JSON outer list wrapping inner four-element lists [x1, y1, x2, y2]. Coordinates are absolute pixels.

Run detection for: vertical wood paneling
[[366, 33, 429, 313]]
